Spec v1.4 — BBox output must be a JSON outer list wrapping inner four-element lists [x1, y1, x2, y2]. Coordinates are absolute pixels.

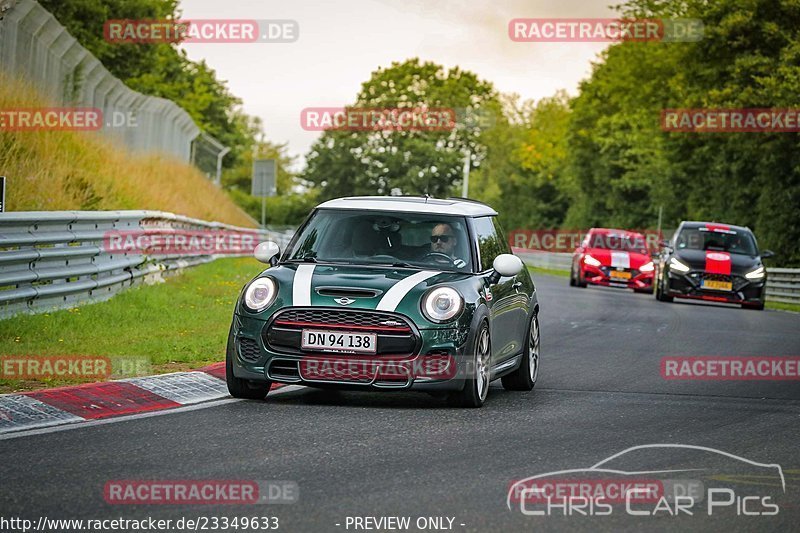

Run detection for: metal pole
[[461, 151, 470, 198], [657, 205, 663, 240], [215, 147, 231, 186], [261, 195, 266, 229], [0, 176, 5, 212]]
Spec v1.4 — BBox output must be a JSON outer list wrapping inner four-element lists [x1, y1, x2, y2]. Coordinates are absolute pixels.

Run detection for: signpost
[[0, 176, 5, 213], [252, 160, 277, 228]]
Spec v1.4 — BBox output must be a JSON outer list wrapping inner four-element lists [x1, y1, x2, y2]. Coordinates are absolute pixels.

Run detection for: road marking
[[0, 385, 305, 441]]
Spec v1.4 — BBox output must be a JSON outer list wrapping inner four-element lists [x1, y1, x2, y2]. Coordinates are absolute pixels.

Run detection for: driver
[[430, 223, 466, 267]]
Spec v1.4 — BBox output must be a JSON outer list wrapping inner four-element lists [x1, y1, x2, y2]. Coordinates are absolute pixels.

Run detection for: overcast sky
[[178, 0, 615, 171]]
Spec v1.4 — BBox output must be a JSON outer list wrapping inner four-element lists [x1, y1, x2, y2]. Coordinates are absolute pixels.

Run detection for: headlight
[[584, 254, 601, 267], [244, 277, 277, 312], [422, 286, 463, 323], [669, 257, 690, 272], [640, 261, 654, 272], [745, 266, 765, 280]]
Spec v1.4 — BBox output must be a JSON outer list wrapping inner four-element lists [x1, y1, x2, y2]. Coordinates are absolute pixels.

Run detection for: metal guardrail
[[764, 268, 800, 305], [0, 211, 292, 319], [515, 249, 800, 305]]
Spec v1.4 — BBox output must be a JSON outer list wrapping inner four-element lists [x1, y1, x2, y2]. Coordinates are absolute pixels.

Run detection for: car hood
[[673, 249, 761, 275], [242, 263, 476, 324], [585, 248, 652, 269]]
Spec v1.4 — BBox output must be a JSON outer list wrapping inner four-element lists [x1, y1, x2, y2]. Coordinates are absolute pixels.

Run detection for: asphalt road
[[2, 274, 800, 532]]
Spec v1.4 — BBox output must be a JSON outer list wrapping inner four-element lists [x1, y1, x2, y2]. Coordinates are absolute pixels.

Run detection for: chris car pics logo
[[508, 444, 785, 518]]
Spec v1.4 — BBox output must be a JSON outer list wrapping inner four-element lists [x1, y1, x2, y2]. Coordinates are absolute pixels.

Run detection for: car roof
[[679, 221, 752, 233], [588, 227, 646, 238], [316, 196, 498, 217]]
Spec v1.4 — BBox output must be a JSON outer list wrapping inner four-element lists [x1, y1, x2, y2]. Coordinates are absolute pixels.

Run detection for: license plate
[[301, 330, 377, 354], [610, 270, 631, 280], [702, 280, 732, 291]]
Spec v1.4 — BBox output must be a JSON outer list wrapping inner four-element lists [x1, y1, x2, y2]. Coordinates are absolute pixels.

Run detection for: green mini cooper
[[226, 196, 540, 407]]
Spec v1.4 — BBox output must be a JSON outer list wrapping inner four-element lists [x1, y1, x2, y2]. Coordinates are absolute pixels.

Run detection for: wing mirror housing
[[488, 254, 524, 285], [254, 241, 281, 266], [761, 249, 775, 259]]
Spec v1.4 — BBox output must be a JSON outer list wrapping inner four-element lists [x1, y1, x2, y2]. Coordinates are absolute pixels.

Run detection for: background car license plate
[[702, 280, 732, 291], [301, 330, 377, 354], [610, 270, 631, 280]]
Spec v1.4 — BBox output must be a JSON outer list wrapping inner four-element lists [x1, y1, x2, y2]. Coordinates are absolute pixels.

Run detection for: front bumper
[[229, 311, 473, 392], [665, 270, 766, 304], [581, 264, 654, 290]]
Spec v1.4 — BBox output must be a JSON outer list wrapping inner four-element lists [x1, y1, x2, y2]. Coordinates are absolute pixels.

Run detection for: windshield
[[285, 209, 473, 271], [586, 233, 648, 254], [675, 228, 757, 255]]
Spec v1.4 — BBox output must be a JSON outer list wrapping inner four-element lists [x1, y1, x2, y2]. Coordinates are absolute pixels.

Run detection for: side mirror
[[659, 239, 670, 248], [254, 241, 280, 265], [761, 249, 775, 259], [488, 254, 524, 285]]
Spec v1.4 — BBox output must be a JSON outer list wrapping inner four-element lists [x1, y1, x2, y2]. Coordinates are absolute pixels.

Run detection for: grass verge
[[766, 301, 800, 313], [0, 258, 265, 393], [0, 73, 254, 227], [527, 265, 570, 278]]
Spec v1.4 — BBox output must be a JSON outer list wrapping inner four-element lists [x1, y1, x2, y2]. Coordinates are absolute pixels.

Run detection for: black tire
[[569, 265, 577, 286], [655, 273, 673, 302], [742, 302, 765, 311], [448, 320, 491, 408], [575, 266, 587, 288], [502, 313, 540, 391], [634, 287, 653, 294], [226, 329, 272, 400]]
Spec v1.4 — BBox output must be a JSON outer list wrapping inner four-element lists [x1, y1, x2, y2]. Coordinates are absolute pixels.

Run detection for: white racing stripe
[[376, 271, 440, 311], [610, 252, 630, 269], [292, 264, 316, 306]]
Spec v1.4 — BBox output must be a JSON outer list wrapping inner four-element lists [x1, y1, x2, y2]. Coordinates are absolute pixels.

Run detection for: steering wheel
[[422, 252, 455, 265]]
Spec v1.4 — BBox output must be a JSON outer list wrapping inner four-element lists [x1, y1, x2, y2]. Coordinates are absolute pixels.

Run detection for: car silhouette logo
[[334, 297, 356, 306]]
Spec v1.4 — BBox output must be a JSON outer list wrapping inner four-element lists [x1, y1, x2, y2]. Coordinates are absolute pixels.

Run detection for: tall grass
[[0, 73, 255, 227]]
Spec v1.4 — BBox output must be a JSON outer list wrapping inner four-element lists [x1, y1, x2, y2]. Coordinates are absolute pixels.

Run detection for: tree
[[303, 59, 500, 199]]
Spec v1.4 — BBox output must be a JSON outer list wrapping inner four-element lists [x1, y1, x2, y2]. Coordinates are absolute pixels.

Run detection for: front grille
[[273, 308, 412, 333], [698, 272, 732, 283], [265, 307, 419, 356], [268, 359, 301, 381], [689, 272, 749, 291], [238, 337, 261, 362]]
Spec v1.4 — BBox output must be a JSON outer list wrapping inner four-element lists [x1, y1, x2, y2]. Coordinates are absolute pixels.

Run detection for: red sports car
[[569, 228, 655, 293]]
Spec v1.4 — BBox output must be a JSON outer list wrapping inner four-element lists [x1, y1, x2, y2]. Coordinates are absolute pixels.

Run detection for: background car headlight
[[584, 254, 602, 267], [422, 286, 463, 323], [745, 266, 765, 280], [244, 277, 277, 312], [670, 257, 690, 272], [640, 261, 654, 272]]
